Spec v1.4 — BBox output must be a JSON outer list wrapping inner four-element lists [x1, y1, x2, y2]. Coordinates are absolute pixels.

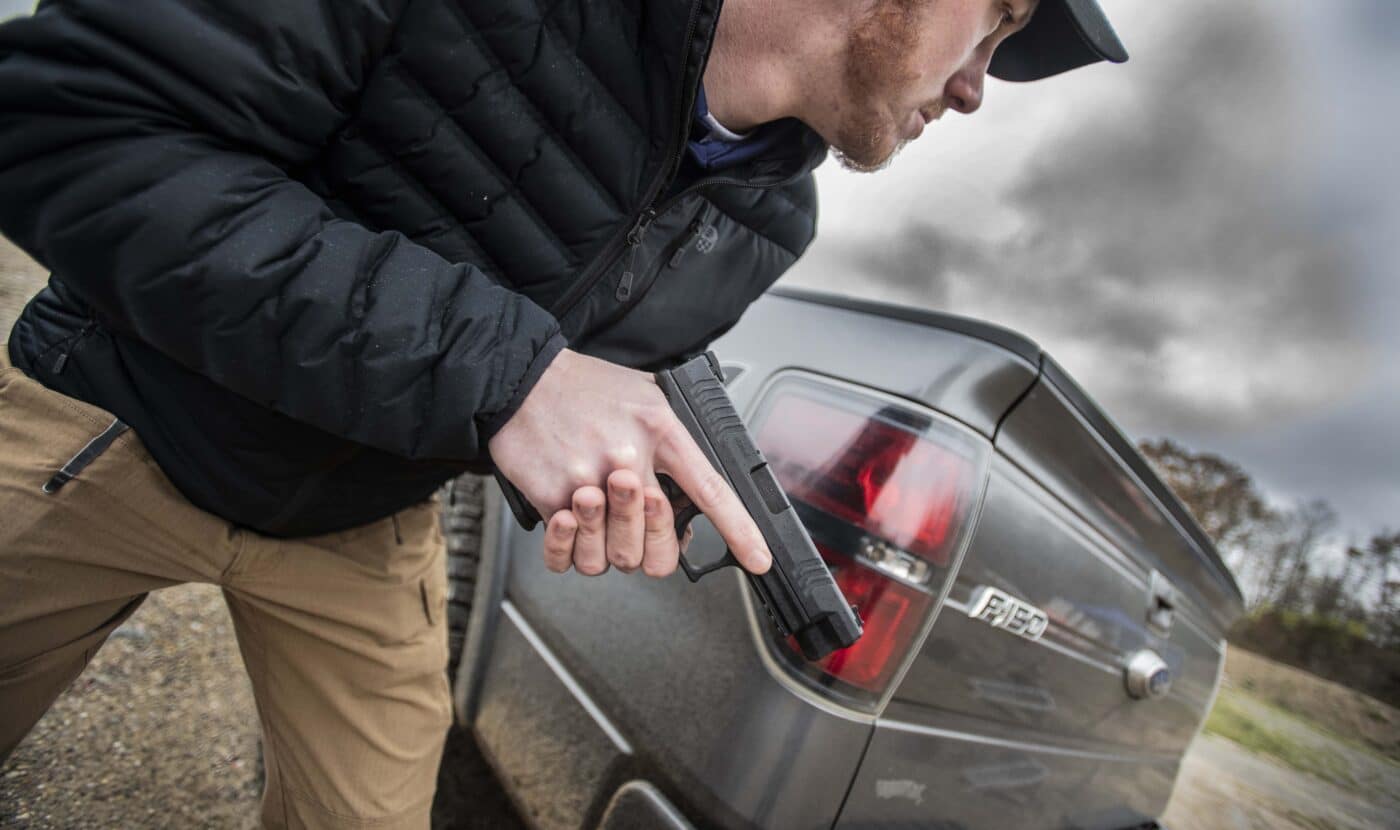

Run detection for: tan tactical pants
[[0, 346, 453, 828]]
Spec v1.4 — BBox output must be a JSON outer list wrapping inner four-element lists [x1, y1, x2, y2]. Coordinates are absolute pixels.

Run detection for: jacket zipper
[[548, 0, 706, 321], [550, 1, 819, 323], [614, 207, 660, 302]]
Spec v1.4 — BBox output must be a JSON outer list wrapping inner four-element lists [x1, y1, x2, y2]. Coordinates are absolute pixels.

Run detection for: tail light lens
[[749, 374, 989, 706]]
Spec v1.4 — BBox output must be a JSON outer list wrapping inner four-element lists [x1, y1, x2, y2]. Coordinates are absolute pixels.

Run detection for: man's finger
[[571, 485, 609, 576], [656, 429, 771, 574], [641, 487, 680, 578], [605, 469, 645, 572], [542, 510, 577, 573]]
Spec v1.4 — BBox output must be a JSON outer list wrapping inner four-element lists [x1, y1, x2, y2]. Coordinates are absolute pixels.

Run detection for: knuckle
[[608, 486, 640, 512], [605, 444, 640, 468], [574, 501, 604, 528], [574, 485, 605, 507], [566, 460, 595, 488], [606, 544, 640, 569]]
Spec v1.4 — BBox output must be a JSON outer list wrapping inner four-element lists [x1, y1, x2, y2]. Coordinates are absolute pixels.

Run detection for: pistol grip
[[494, 468, 542, 530]]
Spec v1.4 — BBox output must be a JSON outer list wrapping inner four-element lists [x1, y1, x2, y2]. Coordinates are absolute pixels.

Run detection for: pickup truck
[[439, 285, 1245, 830]]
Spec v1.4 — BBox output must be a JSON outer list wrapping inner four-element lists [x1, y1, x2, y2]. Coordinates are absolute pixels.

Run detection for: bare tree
[[1138, 438, 1274, 594], [1261, 500, 1337, 611], [1312, 542, 1365, 618]]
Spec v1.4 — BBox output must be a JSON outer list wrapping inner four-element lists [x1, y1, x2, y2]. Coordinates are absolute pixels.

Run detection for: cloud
[[0, 1, 31, 22], [792, 0, 1373, 436]]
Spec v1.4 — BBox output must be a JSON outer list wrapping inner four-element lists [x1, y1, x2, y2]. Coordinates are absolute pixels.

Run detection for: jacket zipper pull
[[668, 217, 708, 269], [627, 208, 658, 248], [52, 323, 97, 375], [617, 208, 658, 302]]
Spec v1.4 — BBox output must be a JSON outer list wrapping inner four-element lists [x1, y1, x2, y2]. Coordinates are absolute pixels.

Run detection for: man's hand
[[486, 348, 773, 578]]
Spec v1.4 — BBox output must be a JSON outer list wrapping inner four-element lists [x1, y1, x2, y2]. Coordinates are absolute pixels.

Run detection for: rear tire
[[432, 476, 526, 828], [441, 474, 485, 682]]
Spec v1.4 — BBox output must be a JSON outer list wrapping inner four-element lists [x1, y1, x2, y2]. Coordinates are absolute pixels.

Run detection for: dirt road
[[1164, 733, 1397, 830]]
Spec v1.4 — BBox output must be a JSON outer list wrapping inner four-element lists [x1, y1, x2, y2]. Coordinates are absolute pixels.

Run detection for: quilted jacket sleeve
[[0, 0, 567, 461]]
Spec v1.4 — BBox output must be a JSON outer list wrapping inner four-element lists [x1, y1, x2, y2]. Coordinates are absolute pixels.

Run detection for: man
[[0, 0, 1125, 826]]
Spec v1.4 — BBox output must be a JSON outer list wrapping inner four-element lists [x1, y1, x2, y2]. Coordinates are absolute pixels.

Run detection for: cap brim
[[988, 0, 1128, 82]]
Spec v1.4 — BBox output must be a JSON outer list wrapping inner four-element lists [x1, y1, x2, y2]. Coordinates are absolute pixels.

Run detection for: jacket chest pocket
[[558, 197, 711, 347], [572, 200, 796, 369], [612, 200, 718, 306]]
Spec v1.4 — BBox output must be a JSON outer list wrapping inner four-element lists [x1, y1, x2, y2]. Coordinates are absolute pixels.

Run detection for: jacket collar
[[651, 0, 826, 190]]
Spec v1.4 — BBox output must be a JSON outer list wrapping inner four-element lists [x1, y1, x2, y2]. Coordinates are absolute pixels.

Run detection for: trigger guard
[[679, 547, 741, 583], [673, 501, 742, 583], [657, 473, 742, 583]]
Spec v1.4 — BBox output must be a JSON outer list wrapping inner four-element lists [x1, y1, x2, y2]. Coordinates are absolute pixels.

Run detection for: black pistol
[[492, 352, 863, 661]]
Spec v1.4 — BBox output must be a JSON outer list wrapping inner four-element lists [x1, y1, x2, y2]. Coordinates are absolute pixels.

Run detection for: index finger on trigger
[[655, 427, 772, 574]]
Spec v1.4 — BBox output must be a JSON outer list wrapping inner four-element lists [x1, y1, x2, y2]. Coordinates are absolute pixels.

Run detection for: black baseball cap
[[988, 0, 1129, 81]]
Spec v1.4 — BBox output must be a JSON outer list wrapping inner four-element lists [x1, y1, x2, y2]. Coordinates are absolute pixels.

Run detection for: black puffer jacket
[[0, 0, 825, 535]]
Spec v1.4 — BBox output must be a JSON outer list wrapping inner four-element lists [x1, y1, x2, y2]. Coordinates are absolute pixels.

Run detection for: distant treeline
[[1139, 438, 1398, 703], [1230, 608, 1400, 707]]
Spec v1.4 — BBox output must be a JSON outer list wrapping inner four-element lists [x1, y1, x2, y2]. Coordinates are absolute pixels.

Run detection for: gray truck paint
[[459, 288, 1243, 829]]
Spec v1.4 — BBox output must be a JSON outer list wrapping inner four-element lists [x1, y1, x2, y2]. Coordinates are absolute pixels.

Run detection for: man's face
[[828, 0, 1039, 171]]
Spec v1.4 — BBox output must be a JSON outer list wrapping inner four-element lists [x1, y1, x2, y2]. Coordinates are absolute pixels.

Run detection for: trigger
[[672, 501, 702, 540], [656, 473, 696, 534]]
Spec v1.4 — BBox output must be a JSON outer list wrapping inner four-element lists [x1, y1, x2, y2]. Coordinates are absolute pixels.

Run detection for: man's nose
[[945, 67, 985, 114]]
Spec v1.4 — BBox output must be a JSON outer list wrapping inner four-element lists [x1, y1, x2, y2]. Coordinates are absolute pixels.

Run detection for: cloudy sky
[[788, 0, 1398, 540]]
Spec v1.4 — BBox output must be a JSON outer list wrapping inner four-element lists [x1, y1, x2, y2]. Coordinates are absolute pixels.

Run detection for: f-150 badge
[[966, 587, 1049, 641]]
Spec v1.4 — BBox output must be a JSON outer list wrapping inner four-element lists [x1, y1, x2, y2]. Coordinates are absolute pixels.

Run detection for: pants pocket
[[41, 418, 130, 494]]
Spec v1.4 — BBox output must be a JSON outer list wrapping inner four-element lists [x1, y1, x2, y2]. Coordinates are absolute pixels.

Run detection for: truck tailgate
[[838, 357, 1243, 828]]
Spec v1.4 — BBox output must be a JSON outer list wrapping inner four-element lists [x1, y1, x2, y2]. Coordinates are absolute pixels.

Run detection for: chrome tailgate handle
[[1147, 570, 1176, 635]]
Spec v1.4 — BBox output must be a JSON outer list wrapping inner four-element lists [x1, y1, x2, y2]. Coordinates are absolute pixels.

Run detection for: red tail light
[[750, 375, 988, 704]]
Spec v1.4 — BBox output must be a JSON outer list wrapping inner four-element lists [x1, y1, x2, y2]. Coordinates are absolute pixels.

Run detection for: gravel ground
[[1, 586, 265, 828], [0, 585, 525, 829], [0, 236, 40, 337], [1163, 732, 1399, 830]]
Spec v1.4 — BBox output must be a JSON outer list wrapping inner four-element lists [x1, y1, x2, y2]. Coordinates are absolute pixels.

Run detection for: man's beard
[[834, 0, 925, 173]]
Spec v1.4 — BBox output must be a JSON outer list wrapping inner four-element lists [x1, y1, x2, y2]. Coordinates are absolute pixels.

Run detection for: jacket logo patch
[[695, 224, 719, 254], [967, 586, 1048, 641]]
